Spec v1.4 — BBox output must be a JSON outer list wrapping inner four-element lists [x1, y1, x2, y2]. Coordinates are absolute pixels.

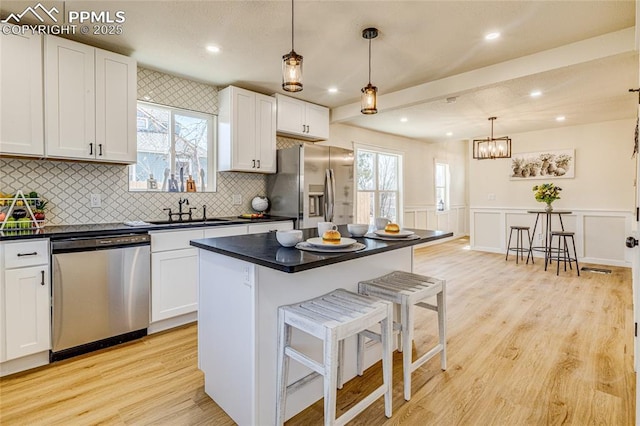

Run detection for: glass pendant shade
[[361, 83, 378, 114], [282, 50, 303, 92]]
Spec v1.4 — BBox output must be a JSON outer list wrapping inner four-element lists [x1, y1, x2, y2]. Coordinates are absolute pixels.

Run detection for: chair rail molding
[[469, 206, 633, 267]]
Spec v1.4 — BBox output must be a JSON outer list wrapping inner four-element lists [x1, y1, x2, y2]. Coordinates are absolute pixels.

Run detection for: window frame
[[434, 160, 450, 213], [129, 101, 217, 192], [354, 143, 404, 226]]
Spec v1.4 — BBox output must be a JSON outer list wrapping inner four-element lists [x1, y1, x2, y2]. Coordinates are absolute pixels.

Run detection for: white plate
[[374, 229, 415, 238], [306, 237, 357, 248]]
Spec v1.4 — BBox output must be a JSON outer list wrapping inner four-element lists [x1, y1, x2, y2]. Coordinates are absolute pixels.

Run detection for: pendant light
[[472, 117, 512, 160], [361, 27, 378, 114], [282, 0, 303, 92]]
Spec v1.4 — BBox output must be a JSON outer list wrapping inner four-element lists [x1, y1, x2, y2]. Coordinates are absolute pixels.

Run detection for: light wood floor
[[0, 237, 634, 425]]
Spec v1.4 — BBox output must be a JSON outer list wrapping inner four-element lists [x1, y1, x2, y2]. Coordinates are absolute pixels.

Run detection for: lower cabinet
[[151, 248, 199, 322], [1, 239, 51, 376], [4, 266, 50, 360]]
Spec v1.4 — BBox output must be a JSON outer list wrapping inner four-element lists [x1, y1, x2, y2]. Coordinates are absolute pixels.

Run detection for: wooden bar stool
[[506, 225, 533, 264], [546, 231, 580, 276], [357, 271, 446, 401], [275, 289, 393, 426]]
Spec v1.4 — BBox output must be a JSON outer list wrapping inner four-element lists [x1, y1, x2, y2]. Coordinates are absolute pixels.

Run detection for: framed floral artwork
[[509, 149, 574, 180]]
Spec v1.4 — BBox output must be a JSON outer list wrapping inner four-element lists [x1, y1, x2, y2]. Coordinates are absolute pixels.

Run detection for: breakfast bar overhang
[[191, 226, 452, 425]]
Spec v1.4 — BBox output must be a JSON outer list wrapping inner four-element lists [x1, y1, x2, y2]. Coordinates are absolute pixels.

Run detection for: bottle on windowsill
[[437, 199, 444, 211], [186, 175, 196, 192]]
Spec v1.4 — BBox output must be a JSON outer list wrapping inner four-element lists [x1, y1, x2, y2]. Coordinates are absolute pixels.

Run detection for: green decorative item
[[533, 183, 562, 211]]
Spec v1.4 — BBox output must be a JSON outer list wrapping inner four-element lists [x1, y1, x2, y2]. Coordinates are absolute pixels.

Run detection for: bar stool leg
[[323, 331, 339, 425], [505, 228, 513, 261], [402, 301, 414, 401], [356, 333, 365, 376], [381, 305, 393, 418], [275, 312, 291, 425], [437, 288, 447, 370], [556, 235, 561, 276], [571, 235, 580, 276], [337, 340, 345, 389]]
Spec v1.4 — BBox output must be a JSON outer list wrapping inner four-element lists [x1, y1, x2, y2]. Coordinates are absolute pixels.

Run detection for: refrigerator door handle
[[326, 169, 336, 222], [324, 169, 332, 222]]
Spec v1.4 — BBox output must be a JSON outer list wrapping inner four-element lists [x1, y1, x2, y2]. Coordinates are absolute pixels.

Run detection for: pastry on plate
[[384, 223, 400, 233], [322, 229, 342, 244]]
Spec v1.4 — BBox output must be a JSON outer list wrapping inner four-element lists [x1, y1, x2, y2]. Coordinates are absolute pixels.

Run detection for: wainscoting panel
[[470, 207, 632, 267], [404, 205, 468, 238]]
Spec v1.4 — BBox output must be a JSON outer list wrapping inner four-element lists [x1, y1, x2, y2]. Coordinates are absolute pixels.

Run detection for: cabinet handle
[[257, 159, 261, 169], [98, 144, 103, 156], [252, 159, 256, 168], [89, 143, 93, 155], [306, 125, 310, 133], [302, 124, 305, 133], [17, 251, 38, 257], [41, 270, 45, 286]]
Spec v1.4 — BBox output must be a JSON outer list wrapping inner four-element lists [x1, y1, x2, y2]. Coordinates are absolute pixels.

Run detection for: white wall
[[322, 123, 468, 236], [469, 118, 636, 266]]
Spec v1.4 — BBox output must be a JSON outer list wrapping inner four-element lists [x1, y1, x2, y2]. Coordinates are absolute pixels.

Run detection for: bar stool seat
[[546, 231, 580, 276], [357, 271, 446, 401], [275, 289, 393, 426], [506, 225, 533, 264]]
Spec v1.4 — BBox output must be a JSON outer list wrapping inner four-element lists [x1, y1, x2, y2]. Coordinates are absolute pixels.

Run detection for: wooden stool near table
[[505, 226, 533, 264], [357, 271, 446, 401], [275, 289, 393, 426], [546, 231, 580, 276]]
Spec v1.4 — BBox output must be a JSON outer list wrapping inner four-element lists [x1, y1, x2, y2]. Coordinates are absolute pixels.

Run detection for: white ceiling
[[2, 0, 638, 142]]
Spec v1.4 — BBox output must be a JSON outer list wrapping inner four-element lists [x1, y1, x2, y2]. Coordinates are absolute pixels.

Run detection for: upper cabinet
[[218, 86, 276, 173], [44, 36, 136, 164], [275, 94, 329, 141], [0, 31, 44, 157]]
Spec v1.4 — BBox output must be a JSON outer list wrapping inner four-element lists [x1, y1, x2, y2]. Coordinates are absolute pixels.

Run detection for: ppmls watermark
[[1, 2, 126, 36]]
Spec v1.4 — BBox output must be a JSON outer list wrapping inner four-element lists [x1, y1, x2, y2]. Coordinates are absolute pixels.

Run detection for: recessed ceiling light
[[206, 45, 221, 53], [328, 87, 338, 94], [556, 116, 566, 122], [400, 117, 408, 123], [530, 90, 542, 98], [485, 32, 501, 41], [446, 132, 453, 137]]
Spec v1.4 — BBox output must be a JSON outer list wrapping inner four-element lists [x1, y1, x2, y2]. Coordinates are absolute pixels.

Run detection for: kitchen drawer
[[203, 225, 247, 239], [151, 229, 204, 252], [247, 221, 293, 234], [3, 240, 49, 269]]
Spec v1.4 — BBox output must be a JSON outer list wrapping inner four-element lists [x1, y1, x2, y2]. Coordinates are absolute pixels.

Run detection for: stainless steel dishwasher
[[51, 233, 150, 361]]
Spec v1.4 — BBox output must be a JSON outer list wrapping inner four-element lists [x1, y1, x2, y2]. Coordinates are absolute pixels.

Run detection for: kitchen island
[[191, 226, 452, 425]]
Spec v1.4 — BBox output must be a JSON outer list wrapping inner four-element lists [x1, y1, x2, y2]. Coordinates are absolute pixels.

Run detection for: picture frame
[[509, 149, 574, 180]]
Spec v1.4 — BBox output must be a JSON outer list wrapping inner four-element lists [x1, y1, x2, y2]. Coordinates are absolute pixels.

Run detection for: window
[[435, 162, 450, 211], [129, 102, 215, 192], [355, 147, 403, 225]]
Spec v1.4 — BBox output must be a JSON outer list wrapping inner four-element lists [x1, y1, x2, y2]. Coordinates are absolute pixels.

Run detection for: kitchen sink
[[149, 218, 231, 226]]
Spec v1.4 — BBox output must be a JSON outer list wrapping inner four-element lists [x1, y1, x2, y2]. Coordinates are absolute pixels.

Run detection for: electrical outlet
[[90, 194, 101, 208], [487, 193, 496, 201], [232, 194, 242, 205], [538, 233, 543, 241]]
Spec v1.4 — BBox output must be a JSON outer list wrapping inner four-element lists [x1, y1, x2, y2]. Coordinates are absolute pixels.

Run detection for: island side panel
[[256, 247, 414, 423], [198, 250, 257, 426]]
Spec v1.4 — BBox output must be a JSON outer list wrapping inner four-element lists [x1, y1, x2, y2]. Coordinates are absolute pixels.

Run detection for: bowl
[[276, 230, 303, 247], [347, 223, 369, 237]]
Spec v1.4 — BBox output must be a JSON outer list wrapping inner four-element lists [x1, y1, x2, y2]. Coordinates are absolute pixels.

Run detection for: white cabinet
[[151, 248, 199, 322], [276, 94, 329, 141], [247, 221, 293, 234], [218, 86, 276, 173], [1, 240, 50, 363], [44, 36, 136, 164], [0, 31, 44, 157]]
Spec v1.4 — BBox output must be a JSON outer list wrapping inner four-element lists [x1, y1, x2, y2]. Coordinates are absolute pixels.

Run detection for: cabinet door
[[255, 94, 276, 173], [230, 87, 257, 171], [151, 249, 199, 322], [4, 266, 50, 360], [45, 36, 95, 160], [0, 31, 44, 157], [305, 103, 330, 140], [276, 94, 305, 136], [95, 49, 137, 164]]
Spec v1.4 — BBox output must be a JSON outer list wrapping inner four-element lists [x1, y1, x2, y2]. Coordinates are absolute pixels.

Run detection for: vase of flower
[[533, 183, 562, 211]]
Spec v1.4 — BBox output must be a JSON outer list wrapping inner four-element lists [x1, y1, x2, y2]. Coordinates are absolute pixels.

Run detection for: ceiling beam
[[331, 27, 636, 123]]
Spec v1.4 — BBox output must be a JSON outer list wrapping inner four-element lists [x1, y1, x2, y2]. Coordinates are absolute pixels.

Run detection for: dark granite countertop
[[0, 216, 295, 241], [190, 225, 453, 273]]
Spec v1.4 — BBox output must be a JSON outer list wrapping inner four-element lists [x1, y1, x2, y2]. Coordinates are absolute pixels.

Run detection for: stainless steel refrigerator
[[267, 143, 354, 229]]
